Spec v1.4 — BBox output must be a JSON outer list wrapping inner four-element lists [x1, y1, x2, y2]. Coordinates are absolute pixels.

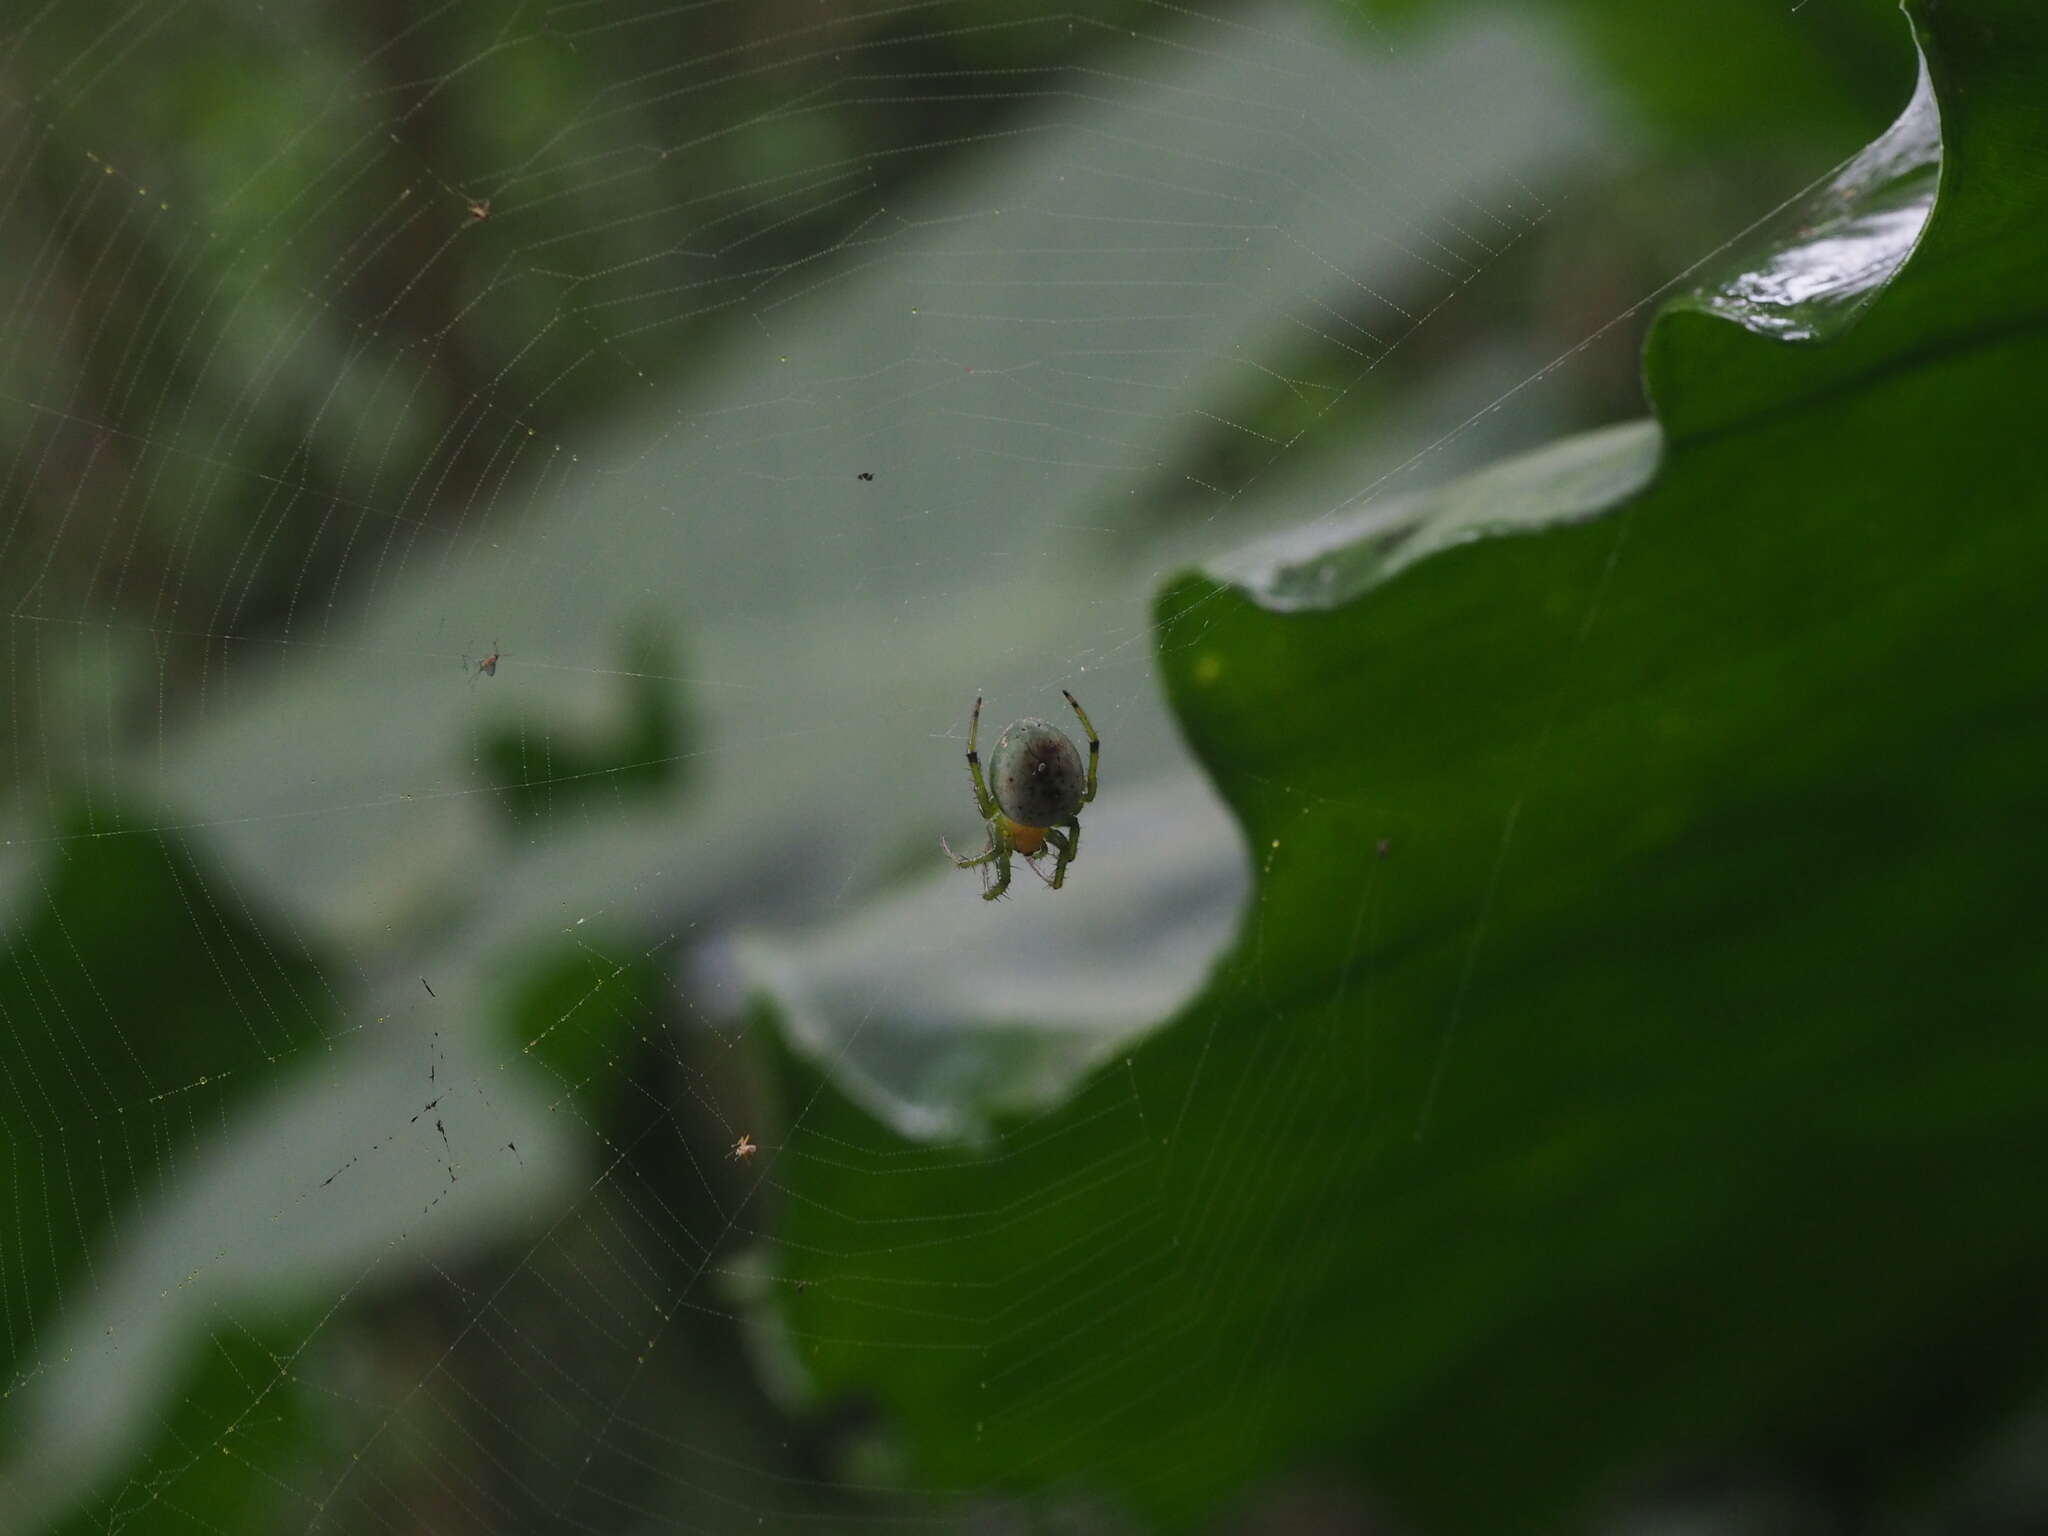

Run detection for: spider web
[[0, 1, 1904, 1530]]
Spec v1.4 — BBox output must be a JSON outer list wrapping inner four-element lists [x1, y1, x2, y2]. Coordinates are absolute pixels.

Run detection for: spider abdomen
[[989, 718, 1085, 827]]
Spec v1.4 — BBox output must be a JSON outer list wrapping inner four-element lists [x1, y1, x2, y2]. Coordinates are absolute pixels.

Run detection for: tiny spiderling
[[465, 640, 503, 683]]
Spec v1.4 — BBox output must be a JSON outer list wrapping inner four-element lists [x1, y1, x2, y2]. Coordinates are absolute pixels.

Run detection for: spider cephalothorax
[[947, 691, 1100, 900]]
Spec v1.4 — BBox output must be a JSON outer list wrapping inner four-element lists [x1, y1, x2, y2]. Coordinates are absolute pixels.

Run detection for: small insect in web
[[464, 641, 503, 684], [728, 1133, 757, 1162], [944, 689, 1100, 902], [465, 196, 491, 223], [856, 471, 874, 481]]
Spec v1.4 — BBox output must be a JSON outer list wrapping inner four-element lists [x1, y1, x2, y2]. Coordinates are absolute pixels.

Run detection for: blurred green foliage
[[1149, 0, 1917, 538], [494, 929, 668, 1123], [477, 622, 691, 826], [0, 820, 336, 1529], [0, 819, 334, 1371], [1364, 0, 1910, 146], [44, 1311, 319, 1536], [1, 0, 1164, 783]]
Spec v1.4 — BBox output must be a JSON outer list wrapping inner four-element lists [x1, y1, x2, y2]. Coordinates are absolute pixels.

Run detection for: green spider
[[946, 690, 1100, 901]]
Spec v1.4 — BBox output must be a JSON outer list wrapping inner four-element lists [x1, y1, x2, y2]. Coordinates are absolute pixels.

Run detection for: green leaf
[[772, 2, 2048, 1527], [0, 819, 337, 1530], [43, 1312, 318, 1536]]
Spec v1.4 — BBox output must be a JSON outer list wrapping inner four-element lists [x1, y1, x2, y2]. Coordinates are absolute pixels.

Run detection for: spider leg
[[942, 833, 999, 869], [982, 824, 1014, 901], [965, 694, 999, 819], [943, 841, 995, 896], [945, 820, 1014, 900], [1061, 689, 1099, 804], [1046, 818, 1082, 889]]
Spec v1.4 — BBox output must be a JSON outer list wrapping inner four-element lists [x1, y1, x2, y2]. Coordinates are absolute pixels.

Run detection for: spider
[[728, 1134, 756, 1162], [945, 690, 1099, 901]]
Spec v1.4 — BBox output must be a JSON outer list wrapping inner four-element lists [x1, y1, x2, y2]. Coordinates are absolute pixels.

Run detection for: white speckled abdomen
[[989, 718, 1085, 827]]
